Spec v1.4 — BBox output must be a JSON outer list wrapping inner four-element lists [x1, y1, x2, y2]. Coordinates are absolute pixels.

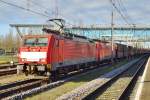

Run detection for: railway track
[[56, 56, 147, 100], [0, 64, 17, 70], [0, 58, 138, 99], [0, 63, 18, 76], [0, 61, 121, 99], [0, 79, 44, 99], [0, 68, 17, 76], [6, 60, 126, 99], [83, 56, 148, 100]]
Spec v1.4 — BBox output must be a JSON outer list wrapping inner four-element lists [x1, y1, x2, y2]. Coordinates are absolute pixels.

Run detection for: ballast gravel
[[56, 58, 140, 100]]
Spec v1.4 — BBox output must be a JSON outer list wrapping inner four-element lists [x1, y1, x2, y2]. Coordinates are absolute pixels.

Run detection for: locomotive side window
[[24, 38, 36, 46], [38, 38, 48, 46], [24, 37, 48, 46]]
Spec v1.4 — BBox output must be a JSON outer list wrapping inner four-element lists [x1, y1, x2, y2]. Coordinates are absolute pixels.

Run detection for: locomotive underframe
[[17, 53, 134, 81], [17, 58, 115, 81]]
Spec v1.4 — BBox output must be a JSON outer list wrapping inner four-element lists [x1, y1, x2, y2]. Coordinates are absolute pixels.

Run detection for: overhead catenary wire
[[27, 0, 52, 15], [0, 0, 77, 34], [117, 0, 131, 21], [117, 0, 137, 44], [115, 0, 135, 34], [109, 0, 133, 26], [110, 0, 139, 47], [116, 0, 134, 26], [0, 0, 50, 17]]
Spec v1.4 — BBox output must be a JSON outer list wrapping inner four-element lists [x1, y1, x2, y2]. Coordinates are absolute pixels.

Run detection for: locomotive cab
[[18, 35, 53, 76]]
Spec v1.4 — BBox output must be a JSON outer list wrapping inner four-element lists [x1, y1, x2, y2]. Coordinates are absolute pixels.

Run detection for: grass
[[0, 55, 18, 64], [26, 60, 129, 100]]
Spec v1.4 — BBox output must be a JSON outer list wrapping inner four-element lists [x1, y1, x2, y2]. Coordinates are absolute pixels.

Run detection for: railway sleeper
[[0, 81, 42, 99]]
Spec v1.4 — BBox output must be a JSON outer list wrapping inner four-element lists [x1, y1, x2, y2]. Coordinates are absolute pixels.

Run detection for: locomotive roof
[[23, 34, 51, 38], [24, 28, 123, 44], [92, 39, 110, 43], [42, 28, 94, 43]]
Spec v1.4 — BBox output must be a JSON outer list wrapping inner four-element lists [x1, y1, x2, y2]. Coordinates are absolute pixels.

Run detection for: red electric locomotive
[[17, 19, 142, 81], [18, 27, 99, 80]]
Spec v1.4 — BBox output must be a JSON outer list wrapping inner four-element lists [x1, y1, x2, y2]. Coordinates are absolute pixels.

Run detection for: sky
[[0, 0, 150, 35]]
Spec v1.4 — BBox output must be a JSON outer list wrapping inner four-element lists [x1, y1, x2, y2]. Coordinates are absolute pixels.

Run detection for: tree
[[14, 33, 22, 52], [0, 31, 21, 53], [0, 35, 4, 49]]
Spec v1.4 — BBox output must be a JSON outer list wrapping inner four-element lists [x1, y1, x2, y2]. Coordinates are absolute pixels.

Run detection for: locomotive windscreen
[[24, 37, 48, 46]]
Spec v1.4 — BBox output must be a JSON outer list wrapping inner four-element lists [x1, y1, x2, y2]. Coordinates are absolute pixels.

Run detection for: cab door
[[58, 39, 64, 63]]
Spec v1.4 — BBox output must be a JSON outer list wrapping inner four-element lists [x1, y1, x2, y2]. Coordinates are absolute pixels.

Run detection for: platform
[[136, 57, 150, 100]]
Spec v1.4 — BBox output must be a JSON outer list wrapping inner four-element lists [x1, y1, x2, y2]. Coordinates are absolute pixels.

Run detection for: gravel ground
[[96, 59, 143, 100], [56, 58, 139, 100], [26, 60, 129, 100], [97, 77, 131, 100]]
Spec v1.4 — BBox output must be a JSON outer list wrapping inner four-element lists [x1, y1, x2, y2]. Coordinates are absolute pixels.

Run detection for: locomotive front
[[18, 35, 52, 76]]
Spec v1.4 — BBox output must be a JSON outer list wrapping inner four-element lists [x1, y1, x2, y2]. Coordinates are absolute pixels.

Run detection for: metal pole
[[134, 25, 136, 48], [54, 0, 59, 18], [111, 2, 114, 63]]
